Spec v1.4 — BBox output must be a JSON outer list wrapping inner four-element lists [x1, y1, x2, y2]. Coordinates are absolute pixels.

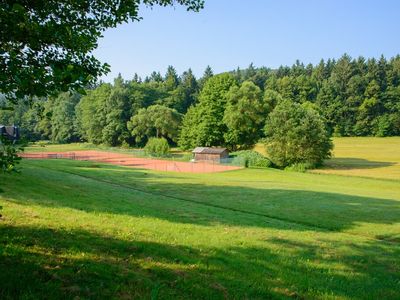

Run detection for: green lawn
[[255, 137, 400, 181], [313, 137, 400, 180], [1, 157, 399, 299]]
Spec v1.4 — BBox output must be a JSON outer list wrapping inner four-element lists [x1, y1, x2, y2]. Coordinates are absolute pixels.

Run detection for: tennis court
[[21, 150, 242, 173]]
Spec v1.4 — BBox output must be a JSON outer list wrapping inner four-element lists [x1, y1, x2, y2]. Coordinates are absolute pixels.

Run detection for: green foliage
[[263, 89, 283, 113], [50, 92, 81, 143], [0, 137, 23, 173], [223, 81, 267, 150], [4, 54, 400, 154], [178, 73, 237, 149], [265, 100, 333, 168], [101, 77, 132, 146], [231, 150, 272, 168], [144, 137, 170, 157], [177, 105, 202, 150], [163, 68, 199, 113], [0, 0, 204, 103], [198, 65, 214, 88], [284, 162, 315, 172], [128, 105, 182, 145], [76, 84, 113, 144]]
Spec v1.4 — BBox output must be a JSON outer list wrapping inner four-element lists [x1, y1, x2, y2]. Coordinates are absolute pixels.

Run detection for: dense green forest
[[1, 54, 400, 150]]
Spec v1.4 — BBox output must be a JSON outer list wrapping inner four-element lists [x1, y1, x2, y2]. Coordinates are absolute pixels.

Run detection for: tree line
[[1, 54, 400, 151]]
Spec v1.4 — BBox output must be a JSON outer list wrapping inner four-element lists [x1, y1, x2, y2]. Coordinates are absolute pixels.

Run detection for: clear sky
[[94, 0, 400, 82]]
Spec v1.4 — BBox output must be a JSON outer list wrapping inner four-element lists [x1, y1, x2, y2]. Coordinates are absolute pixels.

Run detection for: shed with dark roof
[[192, 147, 229, 162]]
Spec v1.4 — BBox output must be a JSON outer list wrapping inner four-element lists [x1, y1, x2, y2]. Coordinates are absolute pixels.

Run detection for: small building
[[192, 147, 229, 162]]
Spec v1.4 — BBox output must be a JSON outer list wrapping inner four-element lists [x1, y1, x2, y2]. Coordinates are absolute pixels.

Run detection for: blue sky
[[94, 0, 400, 82]]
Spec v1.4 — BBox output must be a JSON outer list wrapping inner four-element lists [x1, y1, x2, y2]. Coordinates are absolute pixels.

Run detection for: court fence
[[21, 150, 245, 173]]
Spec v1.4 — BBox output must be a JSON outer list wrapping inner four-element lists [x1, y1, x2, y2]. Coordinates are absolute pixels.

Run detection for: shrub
[[121, 141, 130, 149], [37, 141, 49, 147], [231, 150, 272, 168], [264, 100, 333, 168], [284, 162, 315, 172], [144, 137, 170, 157]]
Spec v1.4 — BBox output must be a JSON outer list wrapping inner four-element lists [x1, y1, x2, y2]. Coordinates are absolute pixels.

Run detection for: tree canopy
[[223, 81, 266, 150], [264, 100, 333, 168], [2, 55, 400, 155], [127, 104, 182, 144], [178, 73, 237, 149], [0, 0, 204, 103]]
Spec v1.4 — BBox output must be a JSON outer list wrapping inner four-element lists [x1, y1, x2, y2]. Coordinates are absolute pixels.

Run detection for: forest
[[1, 54, 400, 151]]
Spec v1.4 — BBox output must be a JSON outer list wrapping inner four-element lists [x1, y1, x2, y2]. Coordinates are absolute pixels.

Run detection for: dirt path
[[21, 150, 242, 173]]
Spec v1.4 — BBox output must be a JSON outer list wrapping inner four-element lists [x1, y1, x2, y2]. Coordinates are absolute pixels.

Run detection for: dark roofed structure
[[0, 125, 20, 142], [192, 147, 229, 162]]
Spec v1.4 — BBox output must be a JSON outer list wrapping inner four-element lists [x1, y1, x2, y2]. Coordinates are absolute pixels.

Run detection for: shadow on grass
[[0, 225, 399, 299], [2, 160, 400, 233], [323, 157, 396, 170]]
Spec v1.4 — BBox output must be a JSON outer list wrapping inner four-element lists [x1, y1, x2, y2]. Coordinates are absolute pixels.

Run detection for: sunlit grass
[[254, 137, 400, 180], [313, 137, 400, 180], [1, 158, 399, 299]]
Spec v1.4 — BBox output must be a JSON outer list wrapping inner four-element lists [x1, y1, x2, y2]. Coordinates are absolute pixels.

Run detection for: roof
[[0, 125, 19, 139], [192, 147, 228, 154]]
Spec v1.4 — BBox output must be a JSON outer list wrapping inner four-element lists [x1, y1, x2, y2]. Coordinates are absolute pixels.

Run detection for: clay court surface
[[21, 150, 242, 173]]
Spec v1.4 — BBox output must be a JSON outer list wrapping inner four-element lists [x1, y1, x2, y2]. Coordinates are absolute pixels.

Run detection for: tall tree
[[127, 105, 182, 145], [198, 65, 214, 88], [50, 92, 81, 143], [101, 76, 132, 146], [164, 65, 179, 90], [223, 81, 266, 149], [75, 84, 112, 144], [179, 73, 237, 149], [164, 68, 199, 113], [264, 100, 333, 168]]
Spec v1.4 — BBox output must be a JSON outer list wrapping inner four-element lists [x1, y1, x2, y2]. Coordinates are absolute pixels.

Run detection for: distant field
[[255, 137, 400, 180], [313, 137, 400, 180]]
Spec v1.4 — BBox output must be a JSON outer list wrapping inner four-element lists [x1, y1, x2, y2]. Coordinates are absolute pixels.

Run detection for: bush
[[284, 162, 315, 172], [144, 137, 170, 157], [120, 141, 130, 149], [264, 100, 333, 168], [231, 150, 272, 168]]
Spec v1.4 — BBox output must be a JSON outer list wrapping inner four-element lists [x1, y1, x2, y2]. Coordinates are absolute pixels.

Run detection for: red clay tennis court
[[21, 150, 242, 173]]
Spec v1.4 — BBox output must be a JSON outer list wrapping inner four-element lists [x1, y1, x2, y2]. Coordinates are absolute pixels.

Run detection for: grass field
[[1, 138, 399, 299], [311, 137, 400, 180], [255, 137, 400, 181]]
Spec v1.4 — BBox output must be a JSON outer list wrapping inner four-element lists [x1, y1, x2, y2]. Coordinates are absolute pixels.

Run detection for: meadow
[[0, 138, 399, 299], [255, 137, 400, 181], [313, 137, 400, 180]]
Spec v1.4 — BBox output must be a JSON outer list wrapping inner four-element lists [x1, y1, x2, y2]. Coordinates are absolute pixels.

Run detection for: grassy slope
[[1, 159, 399, 299]]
